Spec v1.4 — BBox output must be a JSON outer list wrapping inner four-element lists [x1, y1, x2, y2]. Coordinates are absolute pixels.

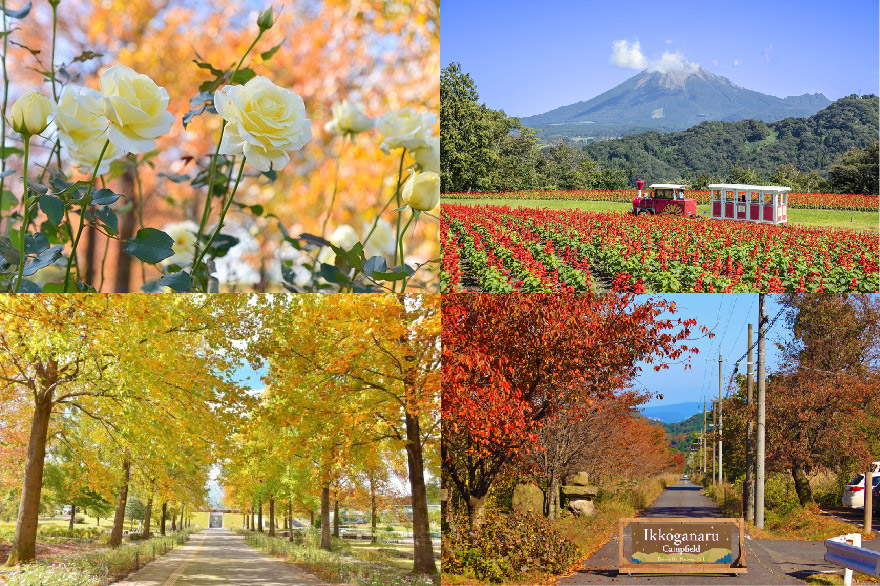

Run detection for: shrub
[[6, 564, 95, 586], [442, 509, 579, 582]]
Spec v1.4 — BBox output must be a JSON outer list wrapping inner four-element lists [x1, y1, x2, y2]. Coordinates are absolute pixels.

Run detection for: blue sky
[[441, 0, 880, 117], [633, 294, 788, 408]]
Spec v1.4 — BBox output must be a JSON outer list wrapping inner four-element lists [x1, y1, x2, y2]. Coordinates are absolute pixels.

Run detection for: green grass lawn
[[443, 199, 880, 232]]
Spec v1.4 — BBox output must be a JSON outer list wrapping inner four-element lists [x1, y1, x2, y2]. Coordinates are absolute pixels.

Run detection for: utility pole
[[702, 398, 707, 475], [745, 323, 755, 523], [755, 294, 766, 529], [718, 351, 723, 484], [712, 399, 717, 483], [865, 463, 874, 533]]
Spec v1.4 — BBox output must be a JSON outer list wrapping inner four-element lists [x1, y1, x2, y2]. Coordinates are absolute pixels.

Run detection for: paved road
[[116, 529, 326, 586], [560, 480, 875, 585], [820, 505, 880, 533]]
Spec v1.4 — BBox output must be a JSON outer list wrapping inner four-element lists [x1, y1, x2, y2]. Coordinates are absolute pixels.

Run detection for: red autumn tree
[[763, 293, 880, 505], [441, 292, 707, 529]]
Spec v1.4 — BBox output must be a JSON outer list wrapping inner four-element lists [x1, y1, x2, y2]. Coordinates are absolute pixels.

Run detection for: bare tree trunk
[[142, 494, 153, 539], [467, 494, 488, 532], [69, 504, 76, 532], [548, 473, 560, 520], [257, 499, 263, 532], [320, 482, 331, 551], [6, 373, 55, 565], [370, 477, 378, 543], [333, 497, 340, 537], [114, 169, 137, 292], [160, 502, 167, 536], [288, 499, 293, 542], [109, 459, 131, 548], [268, 497, 275, 537], [792, 465, 814, 506], [405, 411, 439, 575]]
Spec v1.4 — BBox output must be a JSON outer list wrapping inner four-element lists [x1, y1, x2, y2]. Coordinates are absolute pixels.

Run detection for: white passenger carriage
[[708, 183, 790, 224]]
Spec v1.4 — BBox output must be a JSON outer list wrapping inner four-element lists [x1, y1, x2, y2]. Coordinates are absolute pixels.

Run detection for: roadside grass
[[700, 479, 873, 541], [441, 473, 680, 585], [240, 529, 436, 586], [0, 530, 192, 586], [442, 199, 879, 231], [802, 571, 879, 585]]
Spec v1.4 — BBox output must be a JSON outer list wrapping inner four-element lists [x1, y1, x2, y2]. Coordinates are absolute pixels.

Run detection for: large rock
[[561, 484, 598, 497], [567, 472, 591, 486], [512, 483, 544, 514], [569, 499, 596, 517]]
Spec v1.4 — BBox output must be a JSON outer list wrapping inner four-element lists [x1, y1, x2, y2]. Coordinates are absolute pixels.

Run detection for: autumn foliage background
[[5, 0, 439, 290]]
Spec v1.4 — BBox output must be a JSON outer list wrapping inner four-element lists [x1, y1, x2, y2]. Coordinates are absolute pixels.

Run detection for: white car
[[842, 468, 880, 508]]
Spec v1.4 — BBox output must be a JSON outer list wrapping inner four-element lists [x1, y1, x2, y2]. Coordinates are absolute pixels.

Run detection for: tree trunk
[[6, 376, 55, 565], [179, 504, 185, 531], [171, 510, 177, 532], [370, 477, 378, 543], [268, 497, 275, 537], [310, 509, 314, 528], [257, 499, 263, 532], [142, 495, 153, 539], [288, 499, 293, 542], [467, 494, 488, 532], [113, 169, 137, 292], [109, 459, 131, 548], [69, 504, 76, 532], [792, 465, 814, 506], [333, 497, 340, 537], [161, 502, 167, 536], [404, 411, 439, 575], [320, 482, 331, 551], [548, 473, 560, 520]]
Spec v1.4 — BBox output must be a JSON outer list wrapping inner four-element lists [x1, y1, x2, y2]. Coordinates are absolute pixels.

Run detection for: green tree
[[829, 141, 879, 194]]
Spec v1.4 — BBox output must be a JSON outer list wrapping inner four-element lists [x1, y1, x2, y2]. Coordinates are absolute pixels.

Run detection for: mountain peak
[[521, 68, 831, 139]]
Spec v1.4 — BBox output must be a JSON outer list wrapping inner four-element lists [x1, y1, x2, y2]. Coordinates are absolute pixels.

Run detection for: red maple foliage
[[441, 292, 707, 528]]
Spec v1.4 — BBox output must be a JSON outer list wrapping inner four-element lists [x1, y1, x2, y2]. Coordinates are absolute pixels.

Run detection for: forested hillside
[[583, 95, 879, 193], [659, 412, 703, 455], [441, 63, 878, 194]]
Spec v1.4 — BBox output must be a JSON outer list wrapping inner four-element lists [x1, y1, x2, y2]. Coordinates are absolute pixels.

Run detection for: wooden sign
[[618, 517, 747, 575]]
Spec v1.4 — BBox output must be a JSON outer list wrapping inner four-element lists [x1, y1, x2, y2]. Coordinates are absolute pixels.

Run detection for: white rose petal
[[214, 76, 311, 172], [99, 65, 174, 154]]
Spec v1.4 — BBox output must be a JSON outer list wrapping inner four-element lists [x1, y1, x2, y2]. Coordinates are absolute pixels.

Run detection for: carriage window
[[725, 191, 734, 201], [737, 192, 746, 202], [763, 193, 772, 205]]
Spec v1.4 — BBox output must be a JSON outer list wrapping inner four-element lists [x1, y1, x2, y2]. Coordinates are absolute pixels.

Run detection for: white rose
[[412, 134, 440, 173], [56, 86, 123, 174], [377, 108, 435, 153], [161, 221, 199, 267], [8, 91, 53, 136], [100, 65, 174, 154], [402, 171, 440, 211], [318, 224, 360, 265], [214, 76, 311, 172], [363, 218, 396, 258], [324, 99, 373, 136]]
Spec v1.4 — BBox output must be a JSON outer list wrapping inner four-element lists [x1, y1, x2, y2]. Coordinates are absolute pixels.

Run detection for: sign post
[[618, 517, 747, 575]]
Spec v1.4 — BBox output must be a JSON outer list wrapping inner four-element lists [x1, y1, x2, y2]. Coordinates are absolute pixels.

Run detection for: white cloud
[[611, 39, 647, 69], [733, 58, 741, 66], [665, 39, 673, 44], [712, 59, 719, 66], [648, 51, 699, 74], [764, 44, 773, 62], [611, 40, 699, 73]]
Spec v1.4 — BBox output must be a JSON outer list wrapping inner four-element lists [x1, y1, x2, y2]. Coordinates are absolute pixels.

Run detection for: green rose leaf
[[363, 256, 387, 275], [1, 190, 18, 212], [124, 228, 175, 264], [39, 194, 64, 226], [260, 41, 284, 61], [22, 244, 62, 276], [230, 68, 256, 85], [159, 271, 191, 292], [91, 188, 122, 206], [95, 206, 118, 236]]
